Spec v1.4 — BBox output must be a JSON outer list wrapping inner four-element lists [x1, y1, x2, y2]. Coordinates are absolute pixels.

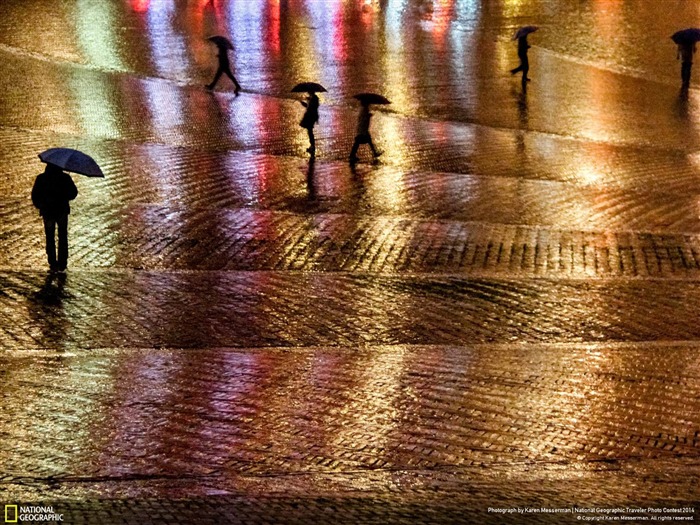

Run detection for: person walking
[[349, 101, 381, 163], [31, 163, 78, 272], [206, 38, 241, 94], [678, 41, 696, 89], [510, 34, 531, 84], [299, 92, 320, 155]]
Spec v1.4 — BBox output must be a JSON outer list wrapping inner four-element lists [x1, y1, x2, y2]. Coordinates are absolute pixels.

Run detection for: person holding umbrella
[[32, 163, 78, 272], [679, 42, 695, 89], [672, 29, 700, 89], [292, 82, 326, 156], [32, 148, 103, 272], [349, 93, 389, 164], [300, 92, 320, 155], [510, 26, 537, 85], [206, 36, 241, 95]]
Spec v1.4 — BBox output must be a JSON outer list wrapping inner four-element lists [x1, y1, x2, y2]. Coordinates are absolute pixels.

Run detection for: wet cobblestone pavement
[[1, 0, 700, 523]]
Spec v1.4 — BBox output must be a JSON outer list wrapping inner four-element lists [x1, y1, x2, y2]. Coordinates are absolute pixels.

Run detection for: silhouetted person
[[206, 44, 241, 94], [678, 42, 696, 89], [349, 102, 381, 163], [306, 156, 316, 200], [510, 35, 531, 84], [299, 92, 319, 155], [31, 163, 78, 272]]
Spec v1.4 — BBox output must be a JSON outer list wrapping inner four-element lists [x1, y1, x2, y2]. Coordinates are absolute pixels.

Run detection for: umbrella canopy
[[39, 148, 104, 178], [514, 26, 538, 40], [291, 82, 327, 93], [353, 93, 391, 105], [207, 35, 234, 50], [672, 28, 700, 45]]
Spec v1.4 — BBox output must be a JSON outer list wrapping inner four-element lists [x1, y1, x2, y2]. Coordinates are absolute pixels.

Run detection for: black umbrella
[[207, 35, 234, 50], [514, 25, 538, 40], [291, 82, 327, 93], [672, 28, 700, 45], [38, 148, 104, 178], [353, 93, 391, 105]]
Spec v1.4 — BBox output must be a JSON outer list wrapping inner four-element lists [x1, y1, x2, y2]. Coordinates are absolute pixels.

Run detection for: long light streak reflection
[[75, 0, 126, 71], [146, 0, 192, 80]]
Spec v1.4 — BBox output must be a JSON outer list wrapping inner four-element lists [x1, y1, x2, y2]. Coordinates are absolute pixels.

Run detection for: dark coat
[[216, 49, 230, 67], [32, 169, 78, 218], [517, 36, 530, 58], [300, 94, 320, 129]]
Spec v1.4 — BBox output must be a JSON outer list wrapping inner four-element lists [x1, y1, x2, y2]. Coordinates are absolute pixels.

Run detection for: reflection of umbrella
[[672, 28, 700, 45], [353, 93, 391, 105], [207, 35, 234, 50], [514, 26, 538, 40], [39, 148, 104, 178], [291, 82, 327, 93]]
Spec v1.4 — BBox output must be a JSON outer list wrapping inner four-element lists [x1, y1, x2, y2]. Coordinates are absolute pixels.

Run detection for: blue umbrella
[[39, 148, 104, 178]]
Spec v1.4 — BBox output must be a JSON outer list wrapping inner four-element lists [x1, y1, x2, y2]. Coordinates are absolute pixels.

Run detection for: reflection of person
[[510, 35, 531, 83], [299, 93, 320, 155], [349, 102, 381, 163], [678, 42, 696, 89], [31, 163, 78, 272], [206, 44, 241, 94]]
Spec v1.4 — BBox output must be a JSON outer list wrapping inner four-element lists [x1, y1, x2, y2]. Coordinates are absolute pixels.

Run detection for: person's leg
[[306, 128, 316, 154], [367, 135, 381, 157], [682, 61, 692, 86], [43, 217, 57, 270], [223, 67, 241, 93], [349, 137, 360, 162], [522, 56, 530, 81], [57, 214, 69, 270], [207, 68, 224, 89]]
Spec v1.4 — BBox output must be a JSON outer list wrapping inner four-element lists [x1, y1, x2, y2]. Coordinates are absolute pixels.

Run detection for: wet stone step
[[1, 270, 700, 350]]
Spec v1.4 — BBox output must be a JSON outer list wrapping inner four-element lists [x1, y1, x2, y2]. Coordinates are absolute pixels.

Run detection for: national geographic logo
[[4, 505, 63, 522]]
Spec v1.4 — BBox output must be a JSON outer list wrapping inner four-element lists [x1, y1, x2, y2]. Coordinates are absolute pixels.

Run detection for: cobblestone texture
[[0, 0, 699, 523]]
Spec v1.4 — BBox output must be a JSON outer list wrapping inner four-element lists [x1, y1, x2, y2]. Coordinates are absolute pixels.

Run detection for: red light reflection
[[131, 0, 150, 12]]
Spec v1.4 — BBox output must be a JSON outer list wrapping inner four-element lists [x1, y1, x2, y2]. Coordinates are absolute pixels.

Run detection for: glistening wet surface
[[0, 0, 699, 523]]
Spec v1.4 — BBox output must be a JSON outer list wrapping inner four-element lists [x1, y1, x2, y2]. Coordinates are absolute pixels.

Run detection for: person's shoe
[[234, 86, 241, 96], [49, 264, 59, 273], [374, 151, 383, 158], [205, 84, 214, 90], [306, 147, 316, 154]]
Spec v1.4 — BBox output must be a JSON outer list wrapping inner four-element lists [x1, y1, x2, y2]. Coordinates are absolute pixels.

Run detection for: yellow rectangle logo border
[[5, 504, 18, 523]]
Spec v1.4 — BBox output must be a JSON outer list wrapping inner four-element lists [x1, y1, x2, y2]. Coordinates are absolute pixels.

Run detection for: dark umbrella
[[353, 93, 391, 105], [207, 35, 234, 50], [514, 25, 538, 40], [291, 82, 327, 93], [38, 148, 104, 178], [672, 28, 700, 45]]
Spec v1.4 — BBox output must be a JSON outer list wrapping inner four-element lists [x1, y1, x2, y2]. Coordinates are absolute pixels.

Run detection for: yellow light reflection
[[75, 0, 126, 71], [68, 70, 120, 139], [382, 0, 412, 112], [330, 349, 409, 481], [501, 0, 528, 19], [507, 347, 607, 460], [366, 117, 409, 211], [576, 164, 602, 186]]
